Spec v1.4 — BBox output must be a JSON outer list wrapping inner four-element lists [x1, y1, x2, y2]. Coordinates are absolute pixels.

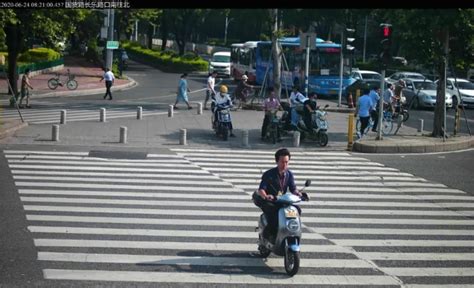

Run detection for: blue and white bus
[[255, 37, 356, 97]]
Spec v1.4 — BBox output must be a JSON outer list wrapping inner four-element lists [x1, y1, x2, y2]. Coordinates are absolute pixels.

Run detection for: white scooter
[[253, 180, 311, 276]]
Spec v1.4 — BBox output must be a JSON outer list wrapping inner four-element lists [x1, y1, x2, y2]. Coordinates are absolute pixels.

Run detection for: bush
[[124, 44, 208, 73], [17, 47, 60, 62]]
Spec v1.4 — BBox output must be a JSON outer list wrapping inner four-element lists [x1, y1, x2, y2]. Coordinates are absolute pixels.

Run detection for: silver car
[[403, 79, 452, 109], [386, 71, 426, 84]]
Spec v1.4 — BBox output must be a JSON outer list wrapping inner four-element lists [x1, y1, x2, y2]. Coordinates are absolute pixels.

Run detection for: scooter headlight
[[287, 219, 300, 232]]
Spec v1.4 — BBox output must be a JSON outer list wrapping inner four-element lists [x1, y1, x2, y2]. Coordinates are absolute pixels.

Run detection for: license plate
[[285, 208, 298, 218]]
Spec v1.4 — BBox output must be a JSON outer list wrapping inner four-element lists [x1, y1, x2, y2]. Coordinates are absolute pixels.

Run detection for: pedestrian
[[100, 67, 115, 100], [369, 85, 381, 132], [383, 83, 396, 114], [261, 87, 282, 141], [355, 88, 373, 139], [19, 69, 34, 108], [173, 73, 193, 110], [234, 74, 254, 110], [204, 71, 217, 110]]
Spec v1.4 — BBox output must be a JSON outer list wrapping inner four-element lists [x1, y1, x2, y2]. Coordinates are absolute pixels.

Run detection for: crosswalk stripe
[[14, 175, 234, 186], [6, 155, 188, 162], [357, 252, 474, 261], [163, 152, 364, 160], [21, 196, 454, 209], [184, 157, 384, 166], [196, 162, 399, 170], [34, 239, 351, 253], [12, 170, 219, 179], [20, 191, 249, 200], [313, 227, 474, 236], [9, 165, 211, 174], [16, 183, 242, 192], [381, 267, 474, 277], [333, 239, 474, 247], [3, 150, 89, 156], [37, 252, 370, 268], [169, 148, 351, 156], [233, 180, 446, 188], [43, 269, 401, 285], [7, 159, 201, 168]]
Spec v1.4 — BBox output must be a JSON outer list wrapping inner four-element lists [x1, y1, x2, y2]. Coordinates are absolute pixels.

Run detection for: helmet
[[220, 85, 228, 93], [241, 75, 248, 81]]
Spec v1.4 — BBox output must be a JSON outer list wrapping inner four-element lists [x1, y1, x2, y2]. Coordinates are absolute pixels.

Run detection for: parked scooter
[[297, 104, 330, 147], [212, 103, 233, 141], [263, 109, 281, 144], [254, 180, 311, 276]]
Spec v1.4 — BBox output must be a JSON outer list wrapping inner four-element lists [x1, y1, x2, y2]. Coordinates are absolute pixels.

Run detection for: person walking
[[19, 69, 33, 108], [173, 73, 193, 110], [204, 71, 217, 110], [369, 86, 381, 132], [100, 67, 115, 100], [355, 88, 373, 139]]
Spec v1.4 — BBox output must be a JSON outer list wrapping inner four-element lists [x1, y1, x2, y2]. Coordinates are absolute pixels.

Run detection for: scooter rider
[[255, 148, 302, 243], [302, 92, 318, 131], [211, 85, 236, 137], [289, 86, 308, 129]]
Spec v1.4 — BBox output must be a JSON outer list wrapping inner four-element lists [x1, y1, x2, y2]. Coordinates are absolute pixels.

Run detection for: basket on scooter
[[218, 109, 231, 122]]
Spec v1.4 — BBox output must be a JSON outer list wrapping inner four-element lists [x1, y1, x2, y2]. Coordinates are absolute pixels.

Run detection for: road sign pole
[[304, 35, 310, 97], [105, 8, 114, 70]]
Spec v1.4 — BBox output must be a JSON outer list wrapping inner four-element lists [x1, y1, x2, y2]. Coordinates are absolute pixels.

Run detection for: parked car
[[208, 51, 231, 77], [436, 78, 474, 108], [349, 70, 382, 88], [386, 71, 426, 84], [403, 78, 452, 109]]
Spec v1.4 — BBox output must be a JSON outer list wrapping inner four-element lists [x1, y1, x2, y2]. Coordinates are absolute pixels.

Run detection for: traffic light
[[379, 23, 392, 66], [345, 28, 356, 53]]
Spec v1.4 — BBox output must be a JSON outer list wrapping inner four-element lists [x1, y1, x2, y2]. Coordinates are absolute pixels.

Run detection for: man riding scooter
[[289, 86, 308, 130], [253, 148, 303, 243], [301, 92, 318, 131]]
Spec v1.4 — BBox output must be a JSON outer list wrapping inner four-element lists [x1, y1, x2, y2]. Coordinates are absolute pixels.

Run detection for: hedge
[[17, 47, 61, 62], [122, 43, 207, 73]]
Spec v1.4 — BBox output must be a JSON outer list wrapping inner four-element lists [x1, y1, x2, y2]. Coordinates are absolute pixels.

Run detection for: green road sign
[[106, 41, 119, 50]]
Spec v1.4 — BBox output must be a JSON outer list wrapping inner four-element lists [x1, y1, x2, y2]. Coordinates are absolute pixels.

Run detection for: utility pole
[[338, 30, 344, 107], [272, 9, 281, 99], [105, 8, 115, 70], [363, 16, 368, 63]]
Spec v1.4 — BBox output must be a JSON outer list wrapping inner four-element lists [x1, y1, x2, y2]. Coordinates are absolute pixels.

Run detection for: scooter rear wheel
[[284, 249, 300, 276]]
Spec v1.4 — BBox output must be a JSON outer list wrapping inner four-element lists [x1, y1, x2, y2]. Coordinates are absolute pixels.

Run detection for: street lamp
[[224, 16, 234, 46]]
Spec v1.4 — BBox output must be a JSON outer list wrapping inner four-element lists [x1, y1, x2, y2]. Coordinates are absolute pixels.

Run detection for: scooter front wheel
[[284, 249, 300, 276], [319, 132, 328, 147]]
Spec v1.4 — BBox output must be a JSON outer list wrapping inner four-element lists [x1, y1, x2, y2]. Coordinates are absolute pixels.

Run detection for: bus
[[255, 37, 356, 97], [230, 41, 258, 84]]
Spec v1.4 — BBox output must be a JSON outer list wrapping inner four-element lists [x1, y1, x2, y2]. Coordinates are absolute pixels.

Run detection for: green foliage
[[17, 47, 60, 62]]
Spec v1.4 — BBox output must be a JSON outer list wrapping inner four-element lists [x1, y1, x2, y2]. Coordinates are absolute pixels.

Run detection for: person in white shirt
[[204, 71, 217, 110], [289, 86, 308, 128], [100, 68, 115, 100]]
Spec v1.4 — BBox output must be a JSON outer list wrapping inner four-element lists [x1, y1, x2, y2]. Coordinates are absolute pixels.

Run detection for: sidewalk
[[0, 57, 472, 153], [0, 55, 136, 99]]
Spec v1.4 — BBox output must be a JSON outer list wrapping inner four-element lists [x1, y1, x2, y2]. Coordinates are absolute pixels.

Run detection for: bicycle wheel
[[381, 118, 394, 135], [67, 80, 78, 90], [48, 78, 59, 90]]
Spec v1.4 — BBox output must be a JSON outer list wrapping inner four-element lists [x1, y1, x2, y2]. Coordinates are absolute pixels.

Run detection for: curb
[[352, 136, 474, 153], [0, 120, 28, 139]]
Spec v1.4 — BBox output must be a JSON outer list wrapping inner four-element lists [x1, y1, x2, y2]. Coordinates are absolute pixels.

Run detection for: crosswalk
[[1, 103, 168, 124], [4, 148, 474, 286]]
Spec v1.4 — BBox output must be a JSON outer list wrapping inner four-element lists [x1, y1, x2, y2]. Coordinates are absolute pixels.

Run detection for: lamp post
[[224, 16, 234, 46]]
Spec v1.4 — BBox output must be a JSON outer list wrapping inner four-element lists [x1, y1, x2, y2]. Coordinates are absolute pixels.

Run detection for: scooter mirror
[[304, 180, 311, 187]]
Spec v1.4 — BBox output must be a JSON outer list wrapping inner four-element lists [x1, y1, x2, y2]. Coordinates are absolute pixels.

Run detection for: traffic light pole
[[304, 34, 310, 97], [376, 69, 385, 140], [338, 31, 344, 107]]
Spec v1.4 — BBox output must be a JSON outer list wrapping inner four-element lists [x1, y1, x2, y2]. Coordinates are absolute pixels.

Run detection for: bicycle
[[356, 110, 394, 136], [47, 69, 78, 90]]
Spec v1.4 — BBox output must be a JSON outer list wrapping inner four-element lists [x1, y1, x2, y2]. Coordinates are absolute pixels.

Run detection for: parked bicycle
[[356, 110, 394, 136], [47, 69, 78, 90]]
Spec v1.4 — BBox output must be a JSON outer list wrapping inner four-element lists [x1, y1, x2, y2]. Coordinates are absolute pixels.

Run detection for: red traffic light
[[380, 23, 392, 39]]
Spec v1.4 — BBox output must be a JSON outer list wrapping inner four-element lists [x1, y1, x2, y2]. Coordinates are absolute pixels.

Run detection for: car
[[208, 51, 231, 77], [436, 78, 474, 108], [349, 70, 382, 88], [386, 71, 426, 84], [392, 57, 408, 66], [403, 78, 452, 109]]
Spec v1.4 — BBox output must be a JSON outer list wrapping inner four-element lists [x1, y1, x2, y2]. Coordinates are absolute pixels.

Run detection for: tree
[[378, 9, 474, 137], [271, 9, 282, 100], [2, 9, 85, 96]]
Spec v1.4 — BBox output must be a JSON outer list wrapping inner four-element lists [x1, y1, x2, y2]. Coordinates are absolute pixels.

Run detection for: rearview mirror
[[304, 180, 311, 187]]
